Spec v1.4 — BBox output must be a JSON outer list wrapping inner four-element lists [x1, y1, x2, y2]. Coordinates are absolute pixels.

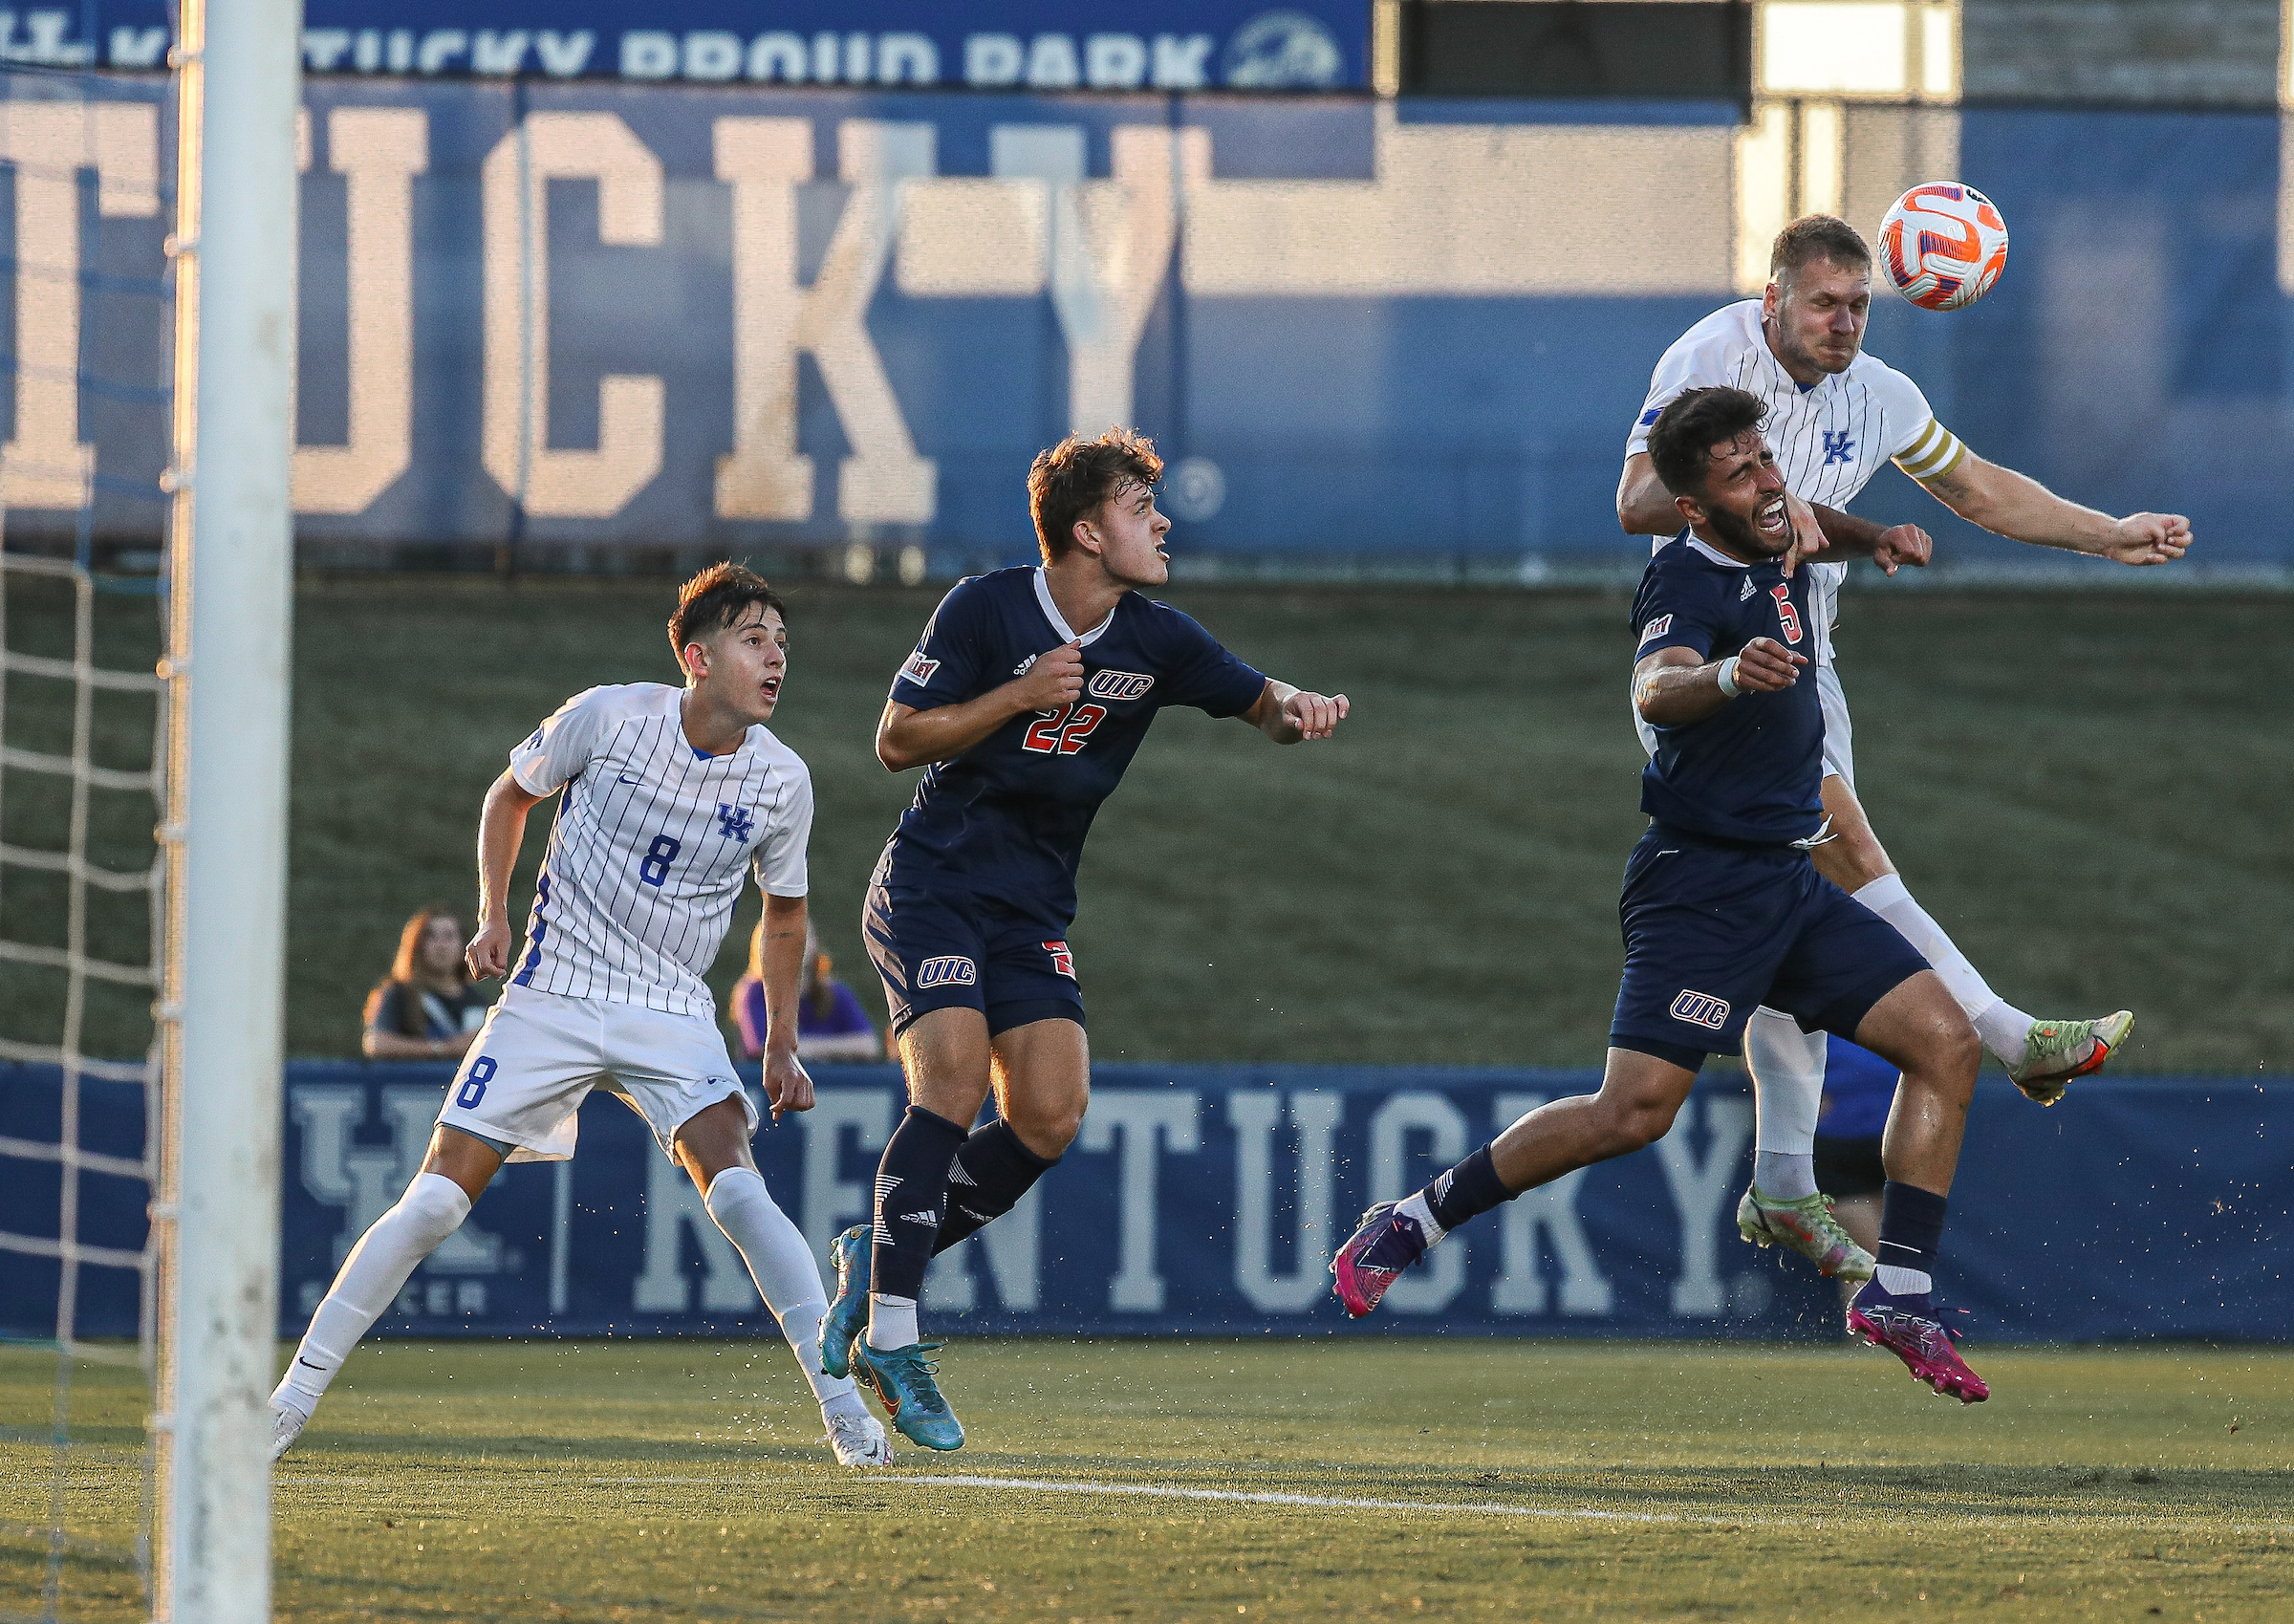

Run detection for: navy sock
[[1423, 1144, 1514, 1234], [932, 1119, 1059, 1255], [1875, 1180, 1949, 1281], [870, 1105, 969, 1301]]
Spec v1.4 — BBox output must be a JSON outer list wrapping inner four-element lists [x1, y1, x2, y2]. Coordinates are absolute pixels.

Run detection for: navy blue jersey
[[881, 567, 1267, 923], [1628, 535, 1824, 845]]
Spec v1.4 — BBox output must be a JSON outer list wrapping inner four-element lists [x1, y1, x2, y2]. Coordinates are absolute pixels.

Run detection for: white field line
[[891, 1474, 1760, 1526]]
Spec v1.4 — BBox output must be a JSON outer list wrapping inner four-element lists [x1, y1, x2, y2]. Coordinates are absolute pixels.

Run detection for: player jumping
[[1616, 215, 2190, 1281], [1336, 387, 1992, 1402], [269, 565, 894, 1467], [815, 428, 1349, 1449]]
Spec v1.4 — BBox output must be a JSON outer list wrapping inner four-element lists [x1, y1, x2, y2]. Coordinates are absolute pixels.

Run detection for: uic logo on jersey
[[1043, 940, 1075, 979], [1087, 669, 1155, 702], [1671, 989, 1730, 1030], [900, 648, 940, 685], [918, 955, 978, 988], [1821, 430, 1855, 466], [716, 803, 754, 841]]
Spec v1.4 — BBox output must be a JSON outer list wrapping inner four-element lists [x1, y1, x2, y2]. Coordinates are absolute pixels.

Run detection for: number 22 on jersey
[[1022, 703, 1107, 755], [1769, 584, 1804, 645]]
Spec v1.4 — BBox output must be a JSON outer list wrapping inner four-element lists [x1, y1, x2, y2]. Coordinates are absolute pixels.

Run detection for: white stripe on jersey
[[1626, 300, 1942, 667], [507, 683, 813, 1016]]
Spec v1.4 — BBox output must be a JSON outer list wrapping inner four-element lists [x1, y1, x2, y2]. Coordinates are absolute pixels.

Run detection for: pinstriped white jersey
[[506, 683, 812, 1016], [1625, 299, 1967, 666]]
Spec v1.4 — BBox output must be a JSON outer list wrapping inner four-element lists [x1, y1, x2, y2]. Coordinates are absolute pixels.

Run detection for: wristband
[[1715, 657, 1742, 698]]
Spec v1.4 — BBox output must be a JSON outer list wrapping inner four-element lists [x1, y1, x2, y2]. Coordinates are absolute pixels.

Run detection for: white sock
[[1851, 875, 2034, 1062], [1395, 1190, 1445, 1245], [821, 1389, 870, 1422], [1874, 1265, 1933, 1297], [274, 1172, 470, 1417], [867, 1293, 919, 1351], [1743, 1007, 1826, 1197], [703, 1167, 859, 1405]]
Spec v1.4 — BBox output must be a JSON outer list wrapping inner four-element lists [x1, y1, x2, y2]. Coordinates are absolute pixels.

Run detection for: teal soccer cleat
[[853, 1340, 965, 1451], [817, 1223, 872, 1381]]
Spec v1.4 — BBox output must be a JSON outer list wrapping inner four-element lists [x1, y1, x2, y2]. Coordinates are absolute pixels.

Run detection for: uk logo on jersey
[[1821, 430, 1855, 466], [1671, 989, 1731, 1030], [715, 803, 755, 842], [918, 955, 978, 988], [1086, 669, 1155, 702], [1043, 940, 1076, 978]]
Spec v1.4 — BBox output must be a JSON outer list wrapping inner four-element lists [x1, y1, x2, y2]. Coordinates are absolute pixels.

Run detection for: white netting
[[0, 64, 172, 1624]]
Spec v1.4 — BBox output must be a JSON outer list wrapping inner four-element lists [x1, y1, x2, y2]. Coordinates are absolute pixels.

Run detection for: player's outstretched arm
[[755, 892, 815, 1120], [1633, 639, 1804, 726], [1240, 680, 1349, 744], [465, 769, 546, 980], [876, 640, 1084, 771], [1919, 453, 2192, 565]]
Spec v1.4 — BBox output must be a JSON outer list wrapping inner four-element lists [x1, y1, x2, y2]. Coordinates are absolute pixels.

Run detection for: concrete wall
[[1962, 0, 2283, 107]]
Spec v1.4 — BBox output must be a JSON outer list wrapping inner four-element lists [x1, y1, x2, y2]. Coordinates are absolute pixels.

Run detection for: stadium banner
[[14, 78, 2294, 574], [3, 1062, 2287, 1345], [67, 2, 1366, 89]]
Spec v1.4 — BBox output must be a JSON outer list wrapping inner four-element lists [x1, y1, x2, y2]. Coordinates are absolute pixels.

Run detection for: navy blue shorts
[[862, 880, 1085, 1040], [1609, 824, 1929, 1067]]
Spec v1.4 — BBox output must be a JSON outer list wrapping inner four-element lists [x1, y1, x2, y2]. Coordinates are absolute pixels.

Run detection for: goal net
[[0, 60, 175, 1624]]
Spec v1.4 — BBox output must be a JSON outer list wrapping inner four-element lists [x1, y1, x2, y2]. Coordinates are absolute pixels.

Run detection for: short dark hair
[[668, 562, 786, 675], [1028, 427, 1164, 564], [1647, 387, 1767, 501], [1771, 213, 1871, 281]]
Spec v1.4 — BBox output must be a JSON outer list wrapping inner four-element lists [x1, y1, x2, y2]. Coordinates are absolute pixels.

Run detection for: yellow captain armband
[[1894, 417, 1968, 483]]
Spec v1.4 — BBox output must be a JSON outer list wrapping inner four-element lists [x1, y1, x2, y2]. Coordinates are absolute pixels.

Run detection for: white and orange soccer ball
[[1877, 183, 2009, 312]]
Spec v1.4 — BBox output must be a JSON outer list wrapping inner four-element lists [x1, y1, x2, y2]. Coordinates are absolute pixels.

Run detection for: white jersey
[[1625, 299, 1966, 666], [506, 683, 812, 1016]]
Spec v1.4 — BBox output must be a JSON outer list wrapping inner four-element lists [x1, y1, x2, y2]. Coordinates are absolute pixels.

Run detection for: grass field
[[6, 1338, 2291, 1621], [4, 574, 2289, 1069]]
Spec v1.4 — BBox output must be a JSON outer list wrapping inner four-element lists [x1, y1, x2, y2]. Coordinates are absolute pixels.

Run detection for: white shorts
[[1630, 660, 1855, 790], [437, 984, 756, 1164]]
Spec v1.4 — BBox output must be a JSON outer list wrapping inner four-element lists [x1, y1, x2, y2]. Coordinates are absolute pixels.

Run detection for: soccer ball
[[1877, 183, 2008, 312]]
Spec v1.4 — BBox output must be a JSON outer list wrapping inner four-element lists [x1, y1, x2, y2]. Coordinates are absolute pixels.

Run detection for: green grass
[[5, 575, 2289, 1069], [7, 1339, 2292, 1621]]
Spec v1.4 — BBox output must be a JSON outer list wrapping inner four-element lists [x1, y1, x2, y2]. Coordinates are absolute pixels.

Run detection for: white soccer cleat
[[825, 1405, 893, 1467], [2007, 1010, 2133, 1106], [269, 1399, 308, 1463]]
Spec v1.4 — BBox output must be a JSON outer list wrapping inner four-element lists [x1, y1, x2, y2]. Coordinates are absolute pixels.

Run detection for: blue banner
[[4, 1063, 2287, 1345], [54, 4, 1367, 88]]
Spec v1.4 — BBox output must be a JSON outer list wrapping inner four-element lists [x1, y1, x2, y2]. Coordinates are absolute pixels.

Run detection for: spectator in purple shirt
[[733, 918, 879, 1063]]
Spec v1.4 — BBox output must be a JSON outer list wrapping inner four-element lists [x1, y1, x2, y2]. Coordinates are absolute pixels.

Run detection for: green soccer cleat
[[1735, 1184, 1874, 1282], [817, 1223, 873, 1381], [2007, 1010, 2133, 1106], [852, 1340, 965, 1451]]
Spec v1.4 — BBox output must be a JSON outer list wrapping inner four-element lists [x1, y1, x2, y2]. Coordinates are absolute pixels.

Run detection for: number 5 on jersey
[[1023, 703, 1107, 755], [1769, 583, 1804, 645]]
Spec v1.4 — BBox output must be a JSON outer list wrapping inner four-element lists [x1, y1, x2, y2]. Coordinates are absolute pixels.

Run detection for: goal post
[[154, 0, 301, 1617]]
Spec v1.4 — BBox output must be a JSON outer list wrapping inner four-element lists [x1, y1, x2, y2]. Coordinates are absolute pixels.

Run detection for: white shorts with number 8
[[437, 983, 757, 1163]]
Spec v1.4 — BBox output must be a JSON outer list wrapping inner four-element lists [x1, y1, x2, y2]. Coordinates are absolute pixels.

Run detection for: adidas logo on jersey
[[917, 955, 978, 988], [1086, 669, 1155, 702], [1670, 989, 1731, 1030], [1740, 577, 1756, 601]]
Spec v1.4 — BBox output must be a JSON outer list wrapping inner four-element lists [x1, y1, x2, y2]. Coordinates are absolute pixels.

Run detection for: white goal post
[[154, 0, 300, 1618]]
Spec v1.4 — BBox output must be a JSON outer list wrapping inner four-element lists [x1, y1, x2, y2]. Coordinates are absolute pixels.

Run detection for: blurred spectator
[[1812, 1033, 1896, 1308], [362, 905, 489, 1060], [732, 918, 879, 1063]]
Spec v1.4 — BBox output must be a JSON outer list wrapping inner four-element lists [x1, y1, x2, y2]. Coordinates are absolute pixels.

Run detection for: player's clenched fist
[[2102, 512, 2191, 567], [1012, 639, 1085, 712], [1282, 690, 1349, 741], [465, 918, 511, 981], [1733, 637, 1807, 693]]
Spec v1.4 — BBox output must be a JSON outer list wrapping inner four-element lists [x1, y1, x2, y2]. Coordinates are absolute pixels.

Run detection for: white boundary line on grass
[[885, 1474, 1767, 1527]]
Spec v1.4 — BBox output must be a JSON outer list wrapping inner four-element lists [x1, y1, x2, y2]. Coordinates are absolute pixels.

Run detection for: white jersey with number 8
[[506, 683, 812, 1015]]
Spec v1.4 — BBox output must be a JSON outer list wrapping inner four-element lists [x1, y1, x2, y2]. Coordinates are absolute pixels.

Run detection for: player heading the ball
[[818, 427, 1350, 1450], [271, 565, 895, 1468], [1337, 387, 1991, 1404]]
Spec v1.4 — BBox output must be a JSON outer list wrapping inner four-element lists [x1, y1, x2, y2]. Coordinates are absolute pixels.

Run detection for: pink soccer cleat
[[1848, 1281, 1990, 1404], [1330, 1202, 1432, 1318]]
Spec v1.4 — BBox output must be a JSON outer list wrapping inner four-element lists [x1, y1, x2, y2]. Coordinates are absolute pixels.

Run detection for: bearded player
[[1338, 387, 1991, 1403], [270, 565, 893, 1468], [1616, 215, 2191, 1283], [816, 428, 1349, 1450]]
